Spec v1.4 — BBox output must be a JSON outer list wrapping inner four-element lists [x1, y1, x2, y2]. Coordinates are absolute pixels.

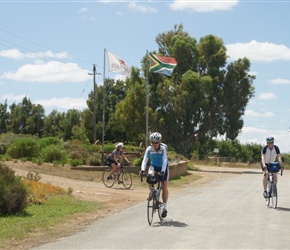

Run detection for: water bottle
[[114, 172, 118, 180]]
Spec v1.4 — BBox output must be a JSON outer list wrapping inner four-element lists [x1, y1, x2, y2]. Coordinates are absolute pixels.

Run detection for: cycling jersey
[[261, 145, 280, 163], [141, 144, 168, 173], [107, 149, 124, 165]]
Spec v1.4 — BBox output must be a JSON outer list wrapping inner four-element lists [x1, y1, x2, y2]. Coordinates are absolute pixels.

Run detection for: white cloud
[[170, 0, 238, 12], [238, 127, 290, 152], [248, 71, 257, 76], [241, 126, 267, 135], [0, 49, 69, 60], [257, 93, 277, 100], [128, 2, 157, 14], [78, 8, 88, 13], [1, 61, 91, 83], [36, 97, 87, 111], [245, 109, 274, 118], [1, 93, 26, 102], [1, 94, 87, 112], [268, 78, 290, 85], [226, 40, 290, 62]]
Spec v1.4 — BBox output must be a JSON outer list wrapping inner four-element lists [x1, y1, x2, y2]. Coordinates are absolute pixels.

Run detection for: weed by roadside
[[0, 194, 100, 249]]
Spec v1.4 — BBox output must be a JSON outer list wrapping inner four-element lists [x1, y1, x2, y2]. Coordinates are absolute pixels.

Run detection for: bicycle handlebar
[[139, 171, 163, 183]]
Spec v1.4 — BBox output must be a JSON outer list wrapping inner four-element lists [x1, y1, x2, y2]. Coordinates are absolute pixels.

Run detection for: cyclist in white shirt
[[139, 132, 169, 218], [261, 136, 283, 198]]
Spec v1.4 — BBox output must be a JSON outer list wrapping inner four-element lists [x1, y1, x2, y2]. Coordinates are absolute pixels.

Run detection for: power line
[[0, 27, 93, 65]]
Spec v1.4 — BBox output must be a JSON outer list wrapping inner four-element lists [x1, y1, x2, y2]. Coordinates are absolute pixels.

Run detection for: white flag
[[107, 51, 131, 78]]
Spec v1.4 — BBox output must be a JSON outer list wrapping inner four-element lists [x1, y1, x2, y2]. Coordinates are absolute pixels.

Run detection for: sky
[[1, 0, 290, 153]]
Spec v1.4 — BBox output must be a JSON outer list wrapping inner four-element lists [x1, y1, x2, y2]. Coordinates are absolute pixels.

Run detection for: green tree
[[0, 100, 9, 133], [59, 109, 82, 141], [7, 97, 44, 136], [111, 73, 147, 142], [141, 25, 255, 156], [43, 110, 65, 138]]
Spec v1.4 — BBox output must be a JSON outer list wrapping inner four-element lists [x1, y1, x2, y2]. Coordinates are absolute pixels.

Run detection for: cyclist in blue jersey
[[261, 136, 283, 198], [139, 132, 169, 218]]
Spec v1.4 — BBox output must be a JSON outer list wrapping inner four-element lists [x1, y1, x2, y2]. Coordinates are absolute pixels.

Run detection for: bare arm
[[277, 154, 283, 165], [122, 154, 130, 163], [261, 154, 266, 167]]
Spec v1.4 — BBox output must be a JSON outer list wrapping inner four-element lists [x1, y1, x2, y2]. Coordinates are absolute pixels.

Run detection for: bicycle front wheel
[[147, 190, 155, 226], [121, 171, 132, 189], [102, 168, 115, 188], [271, 184, 278, 209], [157, 200, 164, 222]]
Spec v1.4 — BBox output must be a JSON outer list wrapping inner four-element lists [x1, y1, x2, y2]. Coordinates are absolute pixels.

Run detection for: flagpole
[[102, 49, 106, 166], [146, 50, 149, 148]]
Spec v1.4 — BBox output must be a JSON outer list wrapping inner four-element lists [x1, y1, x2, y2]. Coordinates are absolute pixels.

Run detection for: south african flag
[[148, 53, 177, 77]]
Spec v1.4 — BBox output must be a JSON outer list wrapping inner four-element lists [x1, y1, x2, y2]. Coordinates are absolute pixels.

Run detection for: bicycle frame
[[102, 162, 132, 189], [140, 172, 164, 226], [265, 171, 281, 209]]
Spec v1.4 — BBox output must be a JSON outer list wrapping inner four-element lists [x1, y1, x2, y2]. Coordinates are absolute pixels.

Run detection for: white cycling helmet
[[266, 136, 274, 143], [115, 142, 124, 149], [149, 132, 162, 143]]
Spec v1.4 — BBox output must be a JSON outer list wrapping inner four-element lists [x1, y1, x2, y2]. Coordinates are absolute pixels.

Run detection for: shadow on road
[[276, 207, 290, 212], [153, 220, 188, 227]]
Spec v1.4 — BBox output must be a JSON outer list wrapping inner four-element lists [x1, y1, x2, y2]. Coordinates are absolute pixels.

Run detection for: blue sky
[[1, 0, 290, 153]]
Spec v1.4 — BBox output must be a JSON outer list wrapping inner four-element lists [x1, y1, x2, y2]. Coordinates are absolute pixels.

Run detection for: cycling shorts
[[149, 165, 169, 182]]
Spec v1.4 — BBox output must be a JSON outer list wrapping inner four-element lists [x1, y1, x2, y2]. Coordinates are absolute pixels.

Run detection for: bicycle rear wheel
[[271, 184, 278, 209], [121, 171, 132, 189], [147, 190, 155, 226], [102, 168, 115, 188]]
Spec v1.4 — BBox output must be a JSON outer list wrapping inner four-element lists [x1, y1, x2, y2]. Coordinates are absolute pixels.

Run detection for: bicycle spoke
[[102, 168, 115, 188], [121, 171, 132, 189]]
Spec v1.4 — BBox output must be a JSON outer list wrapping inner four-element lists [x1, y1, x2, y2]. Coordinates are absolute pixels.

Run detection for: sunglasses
[[152, 142, 159, 144]]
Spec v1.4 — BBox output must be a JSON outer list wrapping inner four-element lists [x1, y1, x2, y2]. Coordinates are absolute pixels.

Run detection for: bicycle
[[264, 162, 283, 209], [102, 162, 132, 189], [140, 172, 164, 226]]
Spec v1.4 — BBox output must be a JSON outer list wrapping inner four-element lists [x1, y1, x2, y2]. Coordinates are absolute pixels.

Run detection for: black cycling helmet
[[266, 136, 274, 143]]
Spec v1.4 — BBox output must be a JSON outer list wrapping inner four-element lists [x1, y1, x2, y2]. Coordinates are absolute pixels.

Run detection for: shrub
[[40, 144, 67, 164], [0, 133, 38, 155], [37, 137, 63, 149], [0, 163, 28, 215], [6, 138, 39, 160], [132, 157, 143, 166], [87, 153, 103, 166]]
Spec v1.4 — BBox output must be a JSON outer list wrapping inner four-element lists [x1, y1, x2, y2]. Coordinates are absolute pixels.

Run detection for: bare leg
[[263, 172, 268, 191], [162, 181, 169, 203], [109, 163, 118, 177]]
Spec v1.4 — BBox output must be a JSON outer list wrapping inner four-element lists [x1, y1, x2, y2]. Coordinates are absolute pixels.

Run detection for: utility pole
[[37, 104, 40, 138], [93, 65, 96, 143], [89, 65, 101, 144]]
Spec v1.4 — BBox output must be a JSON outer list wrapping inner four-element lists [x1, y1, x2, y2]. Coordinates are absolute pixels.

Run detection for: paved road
[[33, 169, 290, 249]]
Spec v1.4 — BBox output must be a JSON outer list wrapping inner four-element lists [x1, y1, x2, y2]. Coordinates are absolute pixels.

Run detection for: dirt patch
[[2, 160, 228, 250]]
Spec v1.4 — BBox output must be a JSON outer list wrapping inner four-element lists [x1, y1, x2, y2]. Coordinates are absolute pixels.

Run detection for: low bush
[[40, 144, 67, 164], [37, 137, 63, 149], [6, 138, 39, 160], [0, 163, 28, 215]]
